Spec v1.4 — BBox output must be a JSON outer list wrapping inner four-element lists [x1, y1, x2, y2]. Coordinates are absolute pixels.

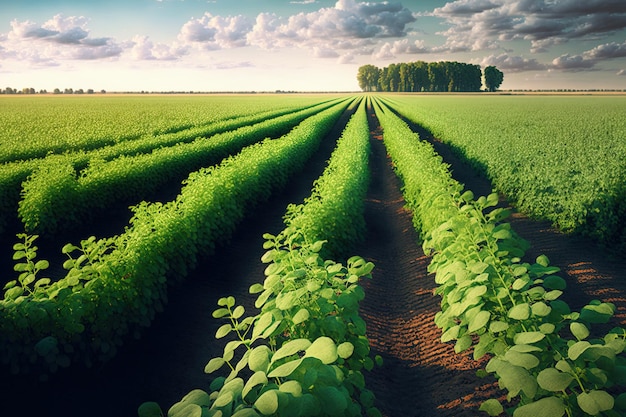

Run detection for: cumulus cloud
[[130, 36, 187, 60], [4, 14, 124, 63], [550, 40, 626, 71], [179, 13, 253, 49], [432, 0, 626, 53], [199, 0, 416, 53], [551, 54, 596, 71], [478, 53, 546, 72]]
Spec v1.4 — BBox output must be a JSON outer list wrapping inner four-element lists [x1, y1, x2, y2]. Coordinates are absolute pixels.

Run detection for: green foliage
[[373, 97, 626, 416], [284, 99, 370, 259], [143, 229, 380, 417], [0, 100, 350, 375], [16, 98, 348, 234], [387, 95, 626, 254]]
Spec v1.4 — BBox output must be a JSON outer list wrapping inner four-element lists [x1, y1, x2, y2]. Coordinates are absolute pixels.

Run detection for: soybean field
[[1, 93, 625, 417]]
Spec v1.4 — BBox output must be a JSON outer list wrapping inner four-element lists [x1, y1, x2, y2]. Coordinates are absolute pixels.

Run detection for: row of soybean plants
[[382, 95, 626, 254], [0, 97, 337, 234], [16, 97, 346, 235], [139, 97, 383, 417], [0, 98, 353, 376], [0, 95, 330, 164], [373, 97, 626, 417]]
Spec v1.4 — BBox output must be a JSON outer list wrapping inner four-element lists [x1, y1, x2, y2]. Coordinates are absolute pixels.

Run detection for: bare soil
[[2, 103, 625, 417]]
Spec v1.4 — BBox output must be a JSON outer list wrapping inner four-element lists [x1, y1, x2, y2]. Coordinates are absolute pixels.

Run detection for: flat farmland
[[0, 94, 625, 417]]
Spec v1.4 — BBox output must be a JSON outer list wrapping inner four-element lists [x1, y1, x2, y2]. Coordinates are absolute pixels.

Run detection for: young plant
[[141, 228, 381, 417]]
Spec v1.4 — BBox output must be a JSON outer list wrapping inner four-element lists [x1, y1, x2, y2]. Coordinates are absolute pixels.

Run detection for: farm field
[[382, 94, 626, 254], [1, 94, 625, 417]]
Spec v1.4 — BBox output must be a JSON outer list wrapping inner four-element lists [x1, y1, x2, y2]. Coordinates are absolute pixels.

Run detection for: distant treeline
[[1, 87, 105, 95], [357, 61, 504, 93]]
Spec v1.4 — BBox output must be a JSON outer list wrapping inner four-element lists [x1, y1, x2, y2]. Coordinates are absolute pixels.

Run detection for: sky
[[1, 0, 625, 92]]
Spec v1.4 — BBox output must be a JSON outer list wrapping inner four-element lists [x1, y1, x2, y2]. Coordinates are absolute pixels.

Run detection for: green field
[[1, 94, 625, 417], [384, 94, 626, 253]]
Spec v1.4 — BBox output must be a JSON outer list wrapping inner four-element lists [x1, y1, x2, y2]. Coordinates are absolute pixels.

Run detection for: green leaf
[[168, 403, 202, 417], [305, 337, 338, 364], [568, 341, 591, 360], [137, 401, 163, 417], [249, 283, 264, 294], [531, 302, 551, 317], [580, 302, 615, 324], [34, 278, 51, 288], [292, 308, 310, 324], [489, 358, 537, 399], [232, 306, 245, 320], [512, 396, 565, 417], [468, 310, 490, 333], [489, 321, 509, 333], [268, 358, 303, 378], [577, 390, 614, 415], [544, 290, 563, 301], [539, 323, 556, 334], [279, 380, 302, 397], [35, 259, 49, 270], [454, 334, 472, 353], [508, 303, 531, 320], [479, 399, 504, 416], [536, 255, 550, 267], [242, 371, 268, 400], [537, 368, 574, 392], [337, 342, 354, 359], [272, 339, 311, 363], [514, 331, 545, 345], [504, 349, 540, 370], [212, 308, 230, 319], [218, 296, 236, 308], [255, 390, 279, 416], [252, 312, 273, 340], [249, 346, 271, 373], [216, 324, 232, 339], [441, 325, 460, 343], [570, 322, 589, 341], [205, 357, 226, 373], [543, 275, 566, 290], [318, 386, 348, 416], [181, 389, 211, 407]]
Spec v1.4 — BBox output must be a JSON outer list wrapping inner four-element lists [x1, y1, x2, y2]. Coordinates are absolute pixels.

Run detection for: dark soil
[[2, 101, 625, 417]]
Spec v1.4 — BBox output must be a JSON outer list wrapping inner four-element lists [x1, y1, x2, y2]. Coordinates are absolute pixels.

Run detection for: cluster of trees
[[1, 87, 105, 94], [357, 61, 504, 93]]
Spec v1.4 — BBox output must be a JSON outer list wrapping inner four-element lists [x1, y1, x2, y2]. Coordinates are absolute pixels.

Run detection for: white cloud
[[178, 13, 253, 49], [478, 53, 546, 72], [3, 14, 124, 64], [130, 35, 187, 61], [551, 54, 596, 71]]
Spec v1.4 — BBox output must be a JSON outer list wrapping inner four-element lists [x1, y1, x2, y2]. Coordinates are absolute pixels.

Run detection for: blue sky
[[1, 0, 625, 91]]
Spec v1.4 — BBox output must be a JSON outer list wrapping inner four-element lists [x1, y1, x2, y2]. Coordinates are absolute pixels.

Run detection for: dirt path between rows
[[3, 101, 625, 417]]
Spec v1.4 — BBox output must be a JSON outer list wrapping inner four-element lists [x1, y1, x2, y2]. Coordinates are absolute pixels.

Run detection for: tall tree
[[484, 66, 504, 92], [356, 65, 380, 92]]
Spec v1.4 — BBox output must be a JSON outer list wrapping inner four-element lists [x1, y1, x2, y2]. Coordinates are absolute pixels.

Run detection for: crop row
[[142, 97, 382, 417], [382, 95, 626, 254], [0, 98, 338, 234], [0, 98, 352, 375], [373, 97, 626, 417], [0, 95, 329, 164], [17, 97, 347, 235]]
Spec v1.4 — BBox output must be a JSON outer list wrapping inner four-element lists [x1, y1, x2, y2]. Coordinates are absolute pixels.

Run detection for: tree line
[[1, 87, 106, 94], [357, 61, 503, 93]]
